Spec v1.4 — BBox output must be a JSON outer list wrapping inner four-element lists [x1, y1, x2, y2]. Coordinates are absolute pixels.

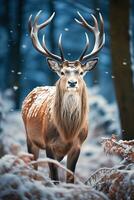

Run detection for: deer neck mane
[[52, 80, 88, 142]]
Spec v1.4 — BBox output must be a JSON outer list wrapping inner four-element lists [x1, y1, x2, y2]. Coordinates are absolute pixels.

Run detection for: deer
[[22, 10, 105, 183]]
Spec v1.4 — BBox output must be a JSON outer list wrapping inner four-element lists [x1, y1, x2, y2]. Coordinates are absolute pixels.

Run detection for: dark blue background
[[0, 0, 134, 107]]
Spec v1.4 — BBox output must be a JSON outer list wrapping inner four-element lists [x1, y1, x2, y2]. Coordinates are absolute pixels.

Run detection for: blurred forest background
[[0, 0, 134, 140]]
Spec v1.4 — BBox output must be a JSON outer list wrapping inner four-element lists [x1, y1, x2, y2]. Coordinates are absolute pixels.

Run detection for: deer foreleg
[[46, 147, 59, 183], [66, 147, 80, 183], [27, 137, 39, 170]]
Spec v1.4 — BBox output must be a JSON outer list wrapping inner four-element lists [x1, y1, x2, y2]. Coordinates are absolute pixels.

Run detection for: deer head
[[29, 10, 105, 92]]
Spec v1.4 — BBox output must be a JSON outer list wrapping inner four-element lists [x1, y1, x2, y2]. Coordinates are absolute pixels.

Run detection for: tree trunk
[[13, 0, 24, 109], [5, 0, 24, 109], [110, 0, 134, 139]]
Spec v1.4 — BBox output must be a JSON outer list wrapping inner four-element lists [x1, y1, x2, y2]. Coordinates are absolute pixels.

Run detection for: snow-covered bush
[[86, 135, 134, 200], [0, 89, 14, 114], [0, 154, 109, 200], [0, 89, 14, 131], [102, 134, 134, 162], [0, 136, 133, 200], [0, 89, 15, 156], [0, 89, 25, 157], [0, 110, 26, 157], [89, 87, 121, 142]]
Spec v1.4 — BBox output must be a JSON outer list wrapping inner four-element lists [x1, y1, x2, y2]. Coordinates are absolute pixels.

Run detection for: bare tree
[[110, 0, 134, 139]]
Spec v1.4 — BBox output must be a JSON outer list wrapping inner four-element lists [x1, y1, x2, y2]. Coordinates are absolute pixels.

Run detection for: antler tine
[[29, 11, 46, 55], [33, 10, 42, 27], [28, 14, 33, 33], [90, 14, 101, 50], [99, 13, 104, 42], [38, 12, 55, 30], [29, 11, 62, 62], [90, 14, 98, 31], [58, 34, 65, 61], [42, 34, 62, 61], [79, 33, 89, 61], [76, 11, 94, 31], [75, 11, 105, 62], [83, 12, 105, 60]]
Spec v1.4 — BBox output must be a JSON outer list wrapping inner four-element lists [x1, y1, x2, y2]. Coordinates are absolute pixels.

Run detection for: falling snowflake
[[64, 28, 69, 31], [13, 86, 18, 91], [22, 44, 27, 49], [17, 72, 22, 75], [122, 61, 127, 65]]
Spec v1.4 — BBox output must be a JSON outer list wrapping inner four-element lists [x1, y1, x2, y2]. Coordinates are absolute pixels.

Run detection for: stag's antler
[[29, 11, 105, 63], [28, 10, 65, 62], [75, 12, 105, 62]]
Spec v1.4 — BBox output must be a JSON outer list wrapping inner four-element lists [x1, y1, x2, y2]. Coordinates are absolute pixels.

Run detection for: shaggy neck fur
[[53, 80, 88, 142]]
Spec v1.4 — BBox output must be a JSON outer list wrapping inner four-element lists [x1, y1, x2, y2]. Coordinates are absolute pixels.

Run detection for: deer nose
[[68, 80, 77, 88]]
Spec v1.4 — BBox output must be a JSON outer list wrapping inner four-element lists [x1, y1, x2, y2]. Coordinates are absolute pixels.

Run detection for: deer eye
[[80, 71, 83, 75], [61, 71, 65, 75]]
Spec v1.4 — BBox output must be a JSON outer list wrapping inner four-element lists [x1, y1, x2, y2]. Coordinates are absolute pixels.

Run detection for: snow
[[88, 89, 121, 142], [122, 61, 127, 65], [13, 86, 19, 90], [0, 154, 110, 200], [22, 44, 27, 49], [64, 28, 69, 31], [17, 71, 22, 75], [0, 149, 133, 200]]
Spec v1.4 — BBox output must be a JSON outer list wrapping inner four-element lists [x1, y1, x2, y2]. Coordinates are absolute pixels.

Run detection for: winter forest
[[0, 0, 134, 199]]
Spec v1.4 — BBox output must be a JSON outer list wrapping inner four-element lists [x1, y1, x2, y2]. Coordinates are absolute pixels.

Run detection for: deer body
[[22, 10, 105, 183], [22, 83, 88, 159]]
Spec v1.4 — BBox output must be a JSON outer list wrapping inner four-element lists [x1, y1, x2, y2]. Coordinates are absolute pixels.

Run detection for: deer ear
[[83, 58, 98, 72], [46, 58, 61, 72]]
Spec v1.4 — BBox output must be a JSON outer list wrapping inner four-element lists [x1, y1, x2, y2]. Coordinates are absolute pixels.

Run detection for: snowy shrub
[[0, 89, 14, 114], [102, 134, 134, 162], [0, 92, 5, 133], [0, 137, 133, 200], [89, 87, 121, 141], [0, 154, 109, 200], [86, 166, 134, 200], [86, 135, 134, 200], [0, 90, 15, 156], [0, 89, 14, 132], [0, 89, 26, 157]]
